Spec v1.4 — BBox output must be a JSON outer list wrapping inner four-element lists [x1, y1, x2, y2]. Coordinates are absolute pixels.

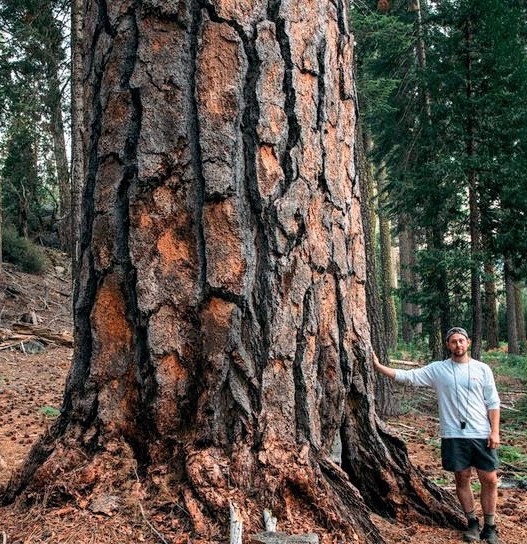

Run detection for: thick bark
[[2, 1, 463, 540], [71, 0, 85, 273], [505, 260, 519, 355], [378, 166, 397, 349], [357, 125, 395, 417], [483, 259, 499, 349], [514, 282, 526, 346]]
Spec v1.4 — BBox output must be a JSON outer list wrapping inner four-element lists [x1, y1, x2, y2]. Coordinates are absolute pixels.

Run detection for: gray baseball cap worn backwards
[[445, 327, 469, 341]]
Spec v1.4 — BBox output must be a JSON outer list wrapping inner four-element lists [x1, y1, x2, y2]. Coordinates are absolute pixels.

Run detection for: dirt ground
[[0, 258, 526, 543]]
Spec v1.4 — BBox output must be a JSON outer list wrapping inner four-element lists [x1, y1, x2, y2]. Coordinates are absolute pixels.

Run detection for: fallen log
[[12, 323, 73, 347], [0, 324, 73, 350]]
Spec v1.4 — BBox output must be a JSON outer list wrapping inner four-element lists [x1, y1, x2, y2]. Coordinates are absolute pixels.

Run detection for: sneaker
[[463, 517, 480, 542], [480, 523, 499, 544]]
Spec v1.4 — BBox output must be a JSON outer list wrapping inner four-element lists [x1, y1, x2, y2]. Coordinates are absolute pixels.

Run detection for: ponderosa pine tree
[[2, 0, 463, 540]]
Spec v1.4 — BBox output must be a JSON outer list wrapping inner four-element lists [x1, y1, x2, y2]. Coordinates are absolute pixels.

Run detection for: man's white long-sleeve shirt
[[394, 358, 500, 438]]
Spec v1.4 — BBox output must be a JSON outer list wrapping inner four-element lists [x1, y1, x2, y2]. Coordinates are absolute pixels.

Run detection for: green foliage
[[0, 0, 69, 240], [39, 405, 60, 418], [352, 0, 527, 348], [499, 445, 527, 468], [2, 226, 49, 274], [390, 340, 430, 362]]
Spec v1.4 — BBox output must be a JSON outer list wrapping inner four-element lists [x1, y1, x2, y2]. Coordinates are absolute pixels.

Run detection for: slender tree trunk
[[505, 260, 519, 355], [50, 73, 71, 252], [399, 215, 414, 343], [514, 282, 526, 347], [357, 125, 395, 417], [408, 227, 422, 334], [378, 166, 397, 349], [413, 0, 446, 356], [71, 0, 85, 274], [2, 1, 463, 539], [426, 230, 450, 360], [483, 259, 499, 349], [465, 18, 482, 361]]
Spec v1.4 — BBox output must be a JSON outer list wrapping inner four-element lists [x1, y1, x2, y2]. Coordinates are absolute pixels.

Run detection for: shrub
[[2, 226, 49, 274]]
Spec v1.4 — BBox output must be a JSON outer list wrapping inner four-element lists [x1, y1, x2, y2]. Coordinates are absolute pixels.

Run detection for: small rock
[[55, 266, 66, 275], [18, 340, 45, 354], [88, 494, 121, 516]]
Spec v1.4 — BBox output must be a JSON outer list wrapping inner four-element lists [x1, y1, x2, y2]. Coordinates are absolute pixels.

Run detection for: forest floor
[[0, 257, 526, 543]]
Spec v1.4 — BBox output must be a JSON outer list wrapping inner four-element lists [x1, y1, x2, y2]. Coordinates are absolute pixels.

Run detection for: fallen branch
[[500, 404, 520, 413], [500, 461, 527, 472], [390, 359, 422, 367]]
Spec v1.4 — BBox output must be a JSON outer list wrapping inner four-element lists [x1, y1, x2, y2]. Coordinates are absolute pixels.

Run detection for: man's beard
[[452, 348, 468, 357]]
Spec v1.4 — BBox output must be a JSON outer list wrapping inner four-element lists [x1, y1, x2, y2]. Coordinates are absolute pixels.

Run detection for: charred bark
[[2, 1, 463, 540]]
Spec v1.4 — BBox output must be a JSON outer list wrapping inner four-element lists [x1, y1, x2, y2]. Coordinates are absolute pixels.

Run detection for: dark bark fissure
[[292, 287, 314, 442], [334, 276, 351, 389], [316, 38, 327, 131], [335, 0, 346, 35], [267, 0, 300, 197]]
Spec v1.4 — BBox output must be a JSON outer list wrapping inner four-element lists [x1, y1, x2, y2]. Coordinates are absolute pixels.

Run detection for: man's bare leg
[[455, 468, 475, 512], [477, 468, 498, 519]]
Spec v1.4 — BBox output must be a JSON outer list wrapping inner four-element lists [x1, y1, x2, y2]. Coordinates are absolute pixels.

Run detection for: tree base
[[1, 415, 465, 544]]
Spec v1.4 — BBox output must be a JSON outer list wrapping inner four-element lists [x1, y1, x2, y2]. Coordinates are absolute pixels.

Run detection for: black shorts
[[441, 438, 499, 472]]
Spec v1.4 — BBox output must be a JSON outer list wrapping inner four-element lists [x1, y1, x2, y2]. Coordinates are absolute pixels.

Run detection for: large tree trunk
[[2, 1, 462, 540], [71, 0, 85, 273], [357, 126, 395, 417], [505, 260, 519, 355], [483, 252, 499, 349], [378, 165, 398, 349]]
